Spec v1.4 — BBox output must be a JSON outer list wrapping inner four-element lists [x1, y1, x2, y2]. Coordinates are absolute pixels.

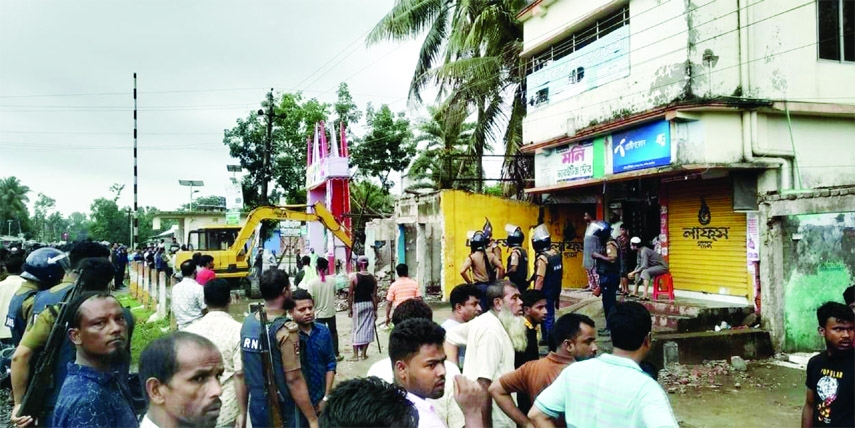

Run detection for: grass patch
[[116, 294, 171, 364]]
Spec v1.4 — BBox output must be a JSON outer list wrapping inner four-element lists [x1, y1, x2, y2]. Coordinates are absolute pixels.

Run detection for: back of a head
[[843, 285, 855, 306], [316, 257, 329, 272], [396, 263, 408, 277], [389, 318, 445, 366], [817, 301, 855, 327], [191, 252, 202, 265], [608, 302, 652, 351], [139, 332, 217, 397], [450, 284, 482, 310], [260, 268, 289, 301], [180, 260, 196, 277], [485, 281, 509, 311], [200, 255, 214, 266], [204, 279, 231, 308], [391, 299, 432, 325], [78, 257, 117, 291], [69, 241, 111, 270], [522, 289, 546, 309], [553, 313, 595, 343], [4, 253, 25, 275], [301, 256, 311, 266], [319, 377, 417, 428]]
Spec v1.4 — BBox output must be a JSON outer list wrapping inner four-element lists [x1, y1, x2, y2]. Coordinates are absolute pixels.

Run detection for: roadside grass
[[116, 294, 171, 364]]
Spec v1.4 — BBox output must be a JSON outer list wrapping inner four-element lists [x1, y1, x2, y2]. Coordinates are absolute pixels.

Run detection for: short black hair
[[139, 332, 218, 396], [522, 289, 547, 308], [180, 260, 196, 277], [69, 241, 111, 269], [608, 302, 652, 351], [396, 264, 409, 277], [4, 253, 24, 275], [68, 291, 119, 329], [319, 377, 417, 428], [199, 255, 214, 266], [292, 288, 313, 303], [78, 257, 117, 292], [316, 257, 328, 271], [389, 318, 445, 366], [203, 279, 231, 308], [553, 313, 595, 343], [301, 256, 311, 266], [260, 268, 289, 301], [449, 284, 482, 311], [391, 299, 432, 325], [817, 301, 854, 327], [485, 281, 514, 311], [843, 285, 854, 306], [191, 252, 202, 265]]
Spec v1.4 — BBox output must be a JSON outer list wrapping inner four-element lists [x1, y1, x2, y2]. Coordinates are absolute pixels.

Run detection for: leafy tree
[[66, 212, 90, 241], [88, 197, 129, 244], [46, 212, 68, 242], [351, 104, 414, 190], [179, 195, 226, 212], [0, 176, 31, 237], [407, 103, 478, 191], [224, 92, 329, 207], [349, 180, 395, 254], [334, 82, 362, 139], [31, 193, 57, 241]]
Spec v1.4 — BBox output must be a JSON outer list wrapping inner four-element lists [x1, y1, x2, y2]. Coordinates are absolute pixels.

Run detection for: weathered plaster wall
[[673, 111, 745, 164]]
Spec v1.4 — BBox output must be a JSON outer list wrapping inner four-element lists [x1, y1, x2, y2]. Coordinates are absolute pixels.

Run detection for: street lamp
[[178, 180, 205, 211], [257, 89, 286, 206], [6, 220, 11, 236]]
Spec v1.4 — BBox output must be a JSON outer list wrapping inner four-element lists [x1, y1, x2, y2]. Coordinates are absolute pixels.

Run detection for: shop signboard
[[526, 26, 630, 110], [746, 211, 760, 261], [534, 141, 595, 186], [611, 120, 671, 172], [225, 210, 241, 225]]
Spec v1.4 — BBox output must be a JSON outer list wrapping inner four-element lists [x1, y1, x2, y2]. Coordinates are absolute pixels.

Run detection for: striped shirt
[[386, 276, 421, 308], [535, 353, 678, 428]]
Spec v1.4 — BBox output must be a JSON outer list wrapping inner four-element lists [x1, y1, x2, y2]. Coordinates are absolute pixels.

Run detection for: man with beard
[[52, 293, 136, 428], [445, 280, 526, 428], [490, 313, 598, 426], [390, 317, 487, 428], [139, 332, 224, 428], [801, 302, 853, 427]]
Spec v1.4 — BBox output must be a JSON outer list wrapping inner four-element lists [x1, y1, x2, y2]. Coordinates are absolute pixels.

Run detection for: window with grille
[[817, 0, 855, 62]]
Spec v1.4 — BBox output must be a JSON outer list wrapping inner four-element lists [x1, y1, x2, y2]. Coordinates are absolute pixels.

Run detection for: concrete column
[[417, 223, 427, 295], [759, 207, 786, 351], [157, 271, 168, 318]]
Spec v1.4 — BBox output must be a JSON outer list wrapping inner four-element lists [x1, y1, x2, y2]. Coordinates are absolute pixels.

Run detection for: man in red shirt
[[489, 313, 598, 426]]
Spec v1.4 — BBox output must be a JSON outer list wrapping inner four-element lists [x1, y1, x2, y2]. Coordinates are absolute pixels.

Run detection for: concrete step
[[652, 314, 694, 333], [648, 329, 774, 367]]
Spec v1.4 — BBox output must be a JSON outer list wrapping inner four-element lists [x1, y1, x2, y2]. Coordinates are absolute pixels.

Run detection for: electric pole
[[261, 89, 274, 206]]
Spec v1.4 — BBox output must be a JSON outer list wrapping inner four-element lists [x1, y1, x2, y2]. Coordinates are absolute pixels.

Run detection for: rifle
[[250, 303, 284, 428], [18, 270, 85, 420]]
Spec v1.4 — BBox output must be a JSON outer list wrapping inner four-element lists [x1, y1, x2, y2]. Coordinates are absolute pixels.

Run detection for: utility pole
[[261, 89, 274, 206]]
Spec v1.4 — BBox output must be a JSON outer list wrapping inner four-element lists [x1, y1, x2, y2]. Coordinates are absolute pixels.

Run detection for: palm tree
[[407, 103, 479, 191], [0, 176, 31, 235], [369, 0, 532, 196]]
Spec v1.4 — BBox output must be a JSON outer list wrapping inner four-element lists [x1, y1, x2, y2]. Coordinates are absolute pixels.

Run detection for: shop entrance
[[607, 178, 661, 246]]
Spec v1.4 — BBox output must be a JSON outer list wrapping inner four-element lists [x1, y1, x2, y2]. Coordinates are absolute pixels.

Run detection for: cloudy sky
[[0, 0, 440, 216]]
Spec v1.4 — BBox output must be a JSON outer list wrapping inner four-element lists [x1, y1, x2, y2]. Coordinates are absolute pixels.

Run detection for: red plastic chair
[[652, 273, 674, 301]]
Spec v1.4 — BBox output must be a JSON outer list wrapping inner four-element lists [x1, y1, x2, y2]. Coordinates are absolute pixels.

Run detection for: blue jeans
[[599, 272, 619, 330], [543, 287, 560, 343]]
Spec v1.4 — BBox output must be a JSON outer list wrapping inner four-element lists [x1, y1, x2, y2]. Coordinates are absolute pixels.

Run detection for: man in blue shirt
[[52, 292, 138, 428], [290, 288, 336, 421]]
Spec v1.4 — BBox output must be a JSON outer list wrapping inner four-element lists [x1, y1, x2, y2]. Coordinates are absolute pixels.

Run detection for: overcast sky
[[0, 0, 443, 216]]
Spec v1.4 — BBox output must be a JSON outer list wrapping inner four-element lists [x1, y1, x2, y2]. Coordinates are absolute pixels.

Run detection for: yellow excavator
[[173, 202, 352, 297]]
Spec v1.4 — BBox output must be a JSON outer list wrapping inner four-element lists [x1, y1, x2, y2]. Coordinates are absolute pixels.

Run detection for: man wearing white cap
[[628, 238, 669, 300]]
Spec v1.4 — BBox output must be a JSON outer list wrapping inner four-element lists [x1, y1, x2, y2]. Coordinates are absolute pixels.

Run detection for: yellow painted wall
[[439, 190, 590, 299], [666, 178, 750, 297]]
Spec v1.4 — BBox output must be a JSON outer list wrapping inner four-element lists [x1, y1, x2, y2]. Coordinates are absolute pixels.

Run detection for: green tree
[[88, 197, 129, 244], [31, 193, 57, 241], [179, 195, 226, 212], [407, 102, 478, 191], [349, 180, 395, 254], [66, 212, 90, 241], [224, 92, 329, 207], [0, 176, 31, 237], [351, 104, 414, 190], [46, 212, 68, 242], [334, 82, 362, 139], [368, 0, 532, 196]]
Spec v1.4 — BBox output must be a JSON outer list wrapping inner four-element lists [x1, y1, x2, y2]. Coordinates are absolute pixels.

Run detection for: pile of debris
[[658, 357, 774, 394]]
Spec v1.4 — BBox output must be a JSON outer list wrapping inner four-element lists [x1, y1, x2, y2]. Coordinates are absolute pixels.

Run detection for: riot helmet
[[505, 224, 524, 247], [531, 224, 552, 253], [587, 220, 612, 240], [469, 231, 487, 251], [21, 247, 68, 287], [482, 218, 493, 240]]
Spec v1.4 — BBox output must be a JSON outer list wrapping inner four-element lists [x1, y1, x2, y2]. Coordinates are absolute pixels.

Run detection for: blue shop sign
[[611, 120, 671, 172]]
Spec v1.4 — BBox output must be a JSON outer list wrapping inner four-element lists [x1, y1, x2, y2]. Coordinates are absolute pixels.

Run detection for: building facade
[[518, 0, 855, 350]]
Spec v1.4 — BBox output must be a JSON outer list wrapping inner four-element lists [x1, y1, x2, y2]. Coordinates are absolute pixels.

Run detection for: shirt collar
[[523, 317, 540, 331], [405, 391, 435, 411], [598, 353, 644, 372], [66, 362, 121, 386], [546, 352, 575, 365]]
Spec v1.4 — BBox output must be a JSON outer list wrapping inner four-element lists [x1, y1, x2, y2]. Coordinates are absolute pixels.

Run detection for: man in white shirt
[[440, 284, 482, 370], [0, 251, 25, 344], [529, 301, 678, 428], [183, 279, 246, 428], [445, 280, 527, 428], [171, 260, 206, 329]]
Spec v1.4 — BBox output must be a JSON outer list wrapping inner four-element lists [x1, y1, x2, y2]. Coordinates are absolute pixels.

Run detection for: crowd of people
[[0, 224, 852, 427]]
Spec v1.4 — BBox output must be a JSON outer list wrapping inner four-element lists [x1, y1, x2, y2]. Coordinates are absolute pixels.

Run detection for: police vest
[[506, 247, 529, 290], [596, 241, 620, 275], [32, 283, 73, 322], [6, 285, 39, 346], [241, 315, 298, 428], [538, 250, 563, 295]]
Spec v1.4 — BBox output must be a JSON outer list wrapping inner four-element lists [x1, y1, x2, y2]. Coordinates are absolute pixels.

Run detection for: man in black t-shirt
[[802, 301, 854, 427]]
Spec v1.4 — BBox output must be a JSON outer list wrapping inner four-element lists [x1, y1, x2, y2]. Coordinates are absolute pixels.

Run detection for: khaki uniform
[[462, 251, 502, 284], [274, 319, 302, 372]]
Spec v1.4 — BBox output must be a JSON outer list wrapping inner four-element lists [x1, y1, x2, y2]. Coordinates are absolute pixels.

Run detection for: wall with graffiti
[[781, 212, 855, 351]]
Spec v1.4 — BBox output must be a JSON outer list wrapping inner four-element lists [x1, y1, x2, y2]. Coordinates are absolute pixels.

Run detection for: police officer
[[31, 241, 111, 324], [482, 218, 503, 263], [460, 231, 504, 312], [591, 221, 620, 337], [240, 268, 318, 428], [532, 225, 563, 343], [6, 247, 67, 347], [504, 224, 529, 291]]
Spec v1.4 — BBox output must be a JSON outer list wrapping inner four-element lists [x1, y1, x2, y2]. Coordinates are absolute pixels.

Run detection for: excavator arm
[[229, 202, 352, 254]]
